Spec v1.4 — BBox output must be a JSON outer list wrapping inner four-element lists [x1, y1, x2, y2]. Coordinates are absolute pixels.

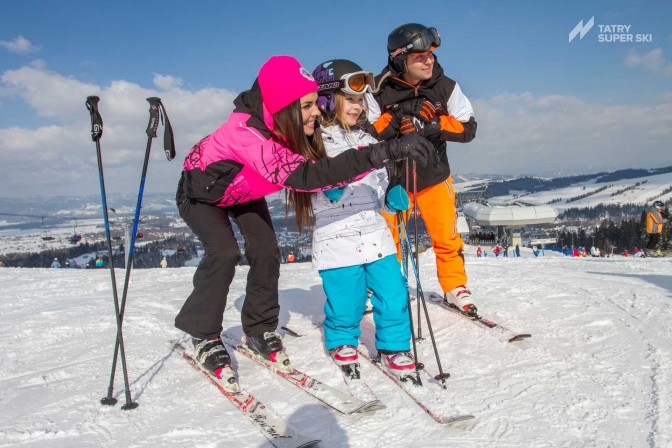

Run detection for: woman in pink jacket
[[174, 55, 433, 380]]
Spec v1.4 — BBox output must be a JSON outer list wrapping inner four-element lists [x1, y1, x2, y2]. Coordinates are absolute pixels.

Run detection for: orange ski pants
[[382, 176, 467, 293]]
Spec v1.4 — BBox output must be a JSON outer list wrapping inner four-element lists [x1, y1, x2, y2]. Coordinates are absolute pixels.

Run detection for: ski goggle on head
[[318, 71, 375, 95], [390, 27, 441, 57]]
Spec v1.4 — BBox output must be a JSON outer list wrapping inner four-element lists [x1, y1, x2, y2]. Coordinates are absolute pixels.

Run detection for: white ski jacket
[[311, 125, 397, 271]]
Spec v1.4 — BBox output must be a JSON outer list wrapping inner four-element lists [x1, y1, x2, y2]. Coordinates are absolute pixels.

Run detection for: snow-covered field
[[1, 247, 670, 447]]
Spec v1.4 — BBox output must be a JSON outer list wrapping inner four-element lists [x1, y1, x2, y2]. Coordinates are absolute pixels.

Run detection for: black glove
[[369, 134, 434, 169], [399, 116, 417, 135], [419, 116, 441, 139], [400, 115, 441, 138], [390, 98, 437, 123]]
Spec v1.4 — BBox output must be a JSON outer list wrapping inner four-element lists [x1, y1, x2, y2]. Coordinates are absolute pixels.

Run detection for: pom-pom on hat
[[257, 55, 318, 115]]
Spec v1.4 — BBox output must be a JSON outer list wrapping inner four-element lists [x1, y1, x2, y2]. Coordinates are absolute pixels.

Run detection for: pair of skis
[[168, 329, 474, 448], [168, 340, 319, 448], [282, 327, 475, 425], [220, 334, 383, 415], [168, 334, 382, 448]]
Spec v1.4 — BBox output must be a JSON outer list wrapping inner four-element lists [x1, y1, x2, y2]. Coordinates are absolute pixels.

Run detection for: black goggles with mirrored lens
[[391, 27, 441, 57]]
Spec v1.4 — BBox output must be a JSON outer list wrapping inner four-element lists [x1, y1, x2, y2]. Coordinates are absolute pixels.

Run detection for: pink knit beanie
[[258, 56, 318, 115]]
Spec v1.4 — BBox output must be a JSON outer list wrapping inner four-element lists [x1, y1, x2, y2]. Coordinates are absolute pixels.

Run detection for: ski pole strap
[[159, 102, 176, 161], [145, 97, 176, 161], [86, 96, 103, 142]]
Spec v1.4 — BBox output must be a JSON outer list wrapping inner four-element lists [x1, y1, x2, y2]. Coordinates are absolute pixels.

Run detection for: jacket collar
[[233, 80, 273, 138]]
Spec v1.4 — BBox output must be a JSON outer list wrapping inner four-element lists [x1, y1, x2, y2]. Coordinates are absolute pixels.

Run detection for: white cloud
[[450, 92, 672, 177], [0, 36, 40, 54], [0, 64, 239, 197], [624, 48, 671, 75], [1, 64, 671, 198], [153, 74, 183, 91]]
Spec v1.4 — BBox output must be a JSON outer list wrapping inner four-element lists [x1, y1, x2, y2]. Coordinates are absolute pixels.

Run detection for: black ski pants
[[646, 233, 660, 250], [175, 196, 280, 340]]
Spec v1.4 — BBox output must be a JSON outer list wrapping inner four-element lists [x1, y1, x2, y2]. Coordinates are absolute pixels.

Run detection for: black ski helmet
[[653, 200, 665, 208], [312, 59, 368, 114], [387, 23, 441, 73]]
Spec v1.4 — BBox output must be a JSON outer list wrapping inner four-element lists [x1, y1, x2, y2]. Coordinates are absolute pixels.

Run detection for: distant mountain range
[[1, 166, 671, 230], [454, 165, 672, 212], [2, 167, 670, 260]]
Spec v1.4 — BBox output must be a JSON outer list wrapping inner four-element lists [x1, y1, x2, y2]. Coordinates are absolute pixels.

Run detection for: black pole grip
[[86, 96, 103, 142], [145, 97, 161, 138]]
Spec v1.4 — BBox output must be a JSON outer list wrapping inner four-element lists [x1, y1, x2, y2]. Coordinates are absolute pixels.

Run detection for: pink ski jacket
[[179, 83, 377, 207]]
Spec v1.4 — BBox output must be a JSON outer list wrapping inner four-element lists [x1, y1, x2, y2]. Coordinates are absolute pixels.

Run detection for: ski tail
[[427, 292, 532, 343]]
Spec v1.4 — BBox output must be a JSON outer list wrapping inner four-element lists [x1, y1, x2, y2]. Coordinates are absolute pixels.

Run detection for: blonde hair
[[319, 92, 369, 130]]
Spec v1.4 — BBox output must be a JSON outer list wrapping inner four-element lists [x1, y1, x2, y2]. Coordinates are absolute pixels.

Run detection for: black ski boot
[[245, 331, 292, 371], [192, 337, 237, 391]]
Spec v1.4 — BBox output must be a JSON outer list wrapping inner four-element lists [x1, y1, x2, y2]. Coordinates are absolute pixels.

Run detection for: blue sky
[[1, 0, 671, 197]]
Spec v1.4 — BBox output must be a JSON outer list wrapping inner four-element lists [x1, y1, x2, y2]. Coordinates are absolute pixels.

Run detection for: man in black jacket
[[367, 23, 479, 315]]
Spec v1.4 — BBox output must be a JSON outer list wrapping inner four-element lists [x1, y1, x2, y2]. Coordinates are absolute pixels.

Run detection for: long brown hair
[[272, 99, 326, 232]]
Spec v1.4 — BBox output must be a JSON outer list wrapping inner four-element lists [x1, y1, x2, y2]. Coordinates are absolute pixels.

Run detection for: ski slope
[[459, 171, 672, 213], [0, 247, 670, 447]]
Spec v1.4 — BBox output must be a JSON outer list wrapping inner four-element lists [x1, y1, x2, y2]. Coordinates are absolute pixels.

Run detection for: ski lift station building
[[462, 202, 558, 246]]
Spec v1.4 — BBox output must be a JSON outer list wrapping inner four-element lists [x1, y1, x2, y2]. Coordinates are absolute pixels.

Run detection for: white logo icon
[[569, 17, 595, 43]]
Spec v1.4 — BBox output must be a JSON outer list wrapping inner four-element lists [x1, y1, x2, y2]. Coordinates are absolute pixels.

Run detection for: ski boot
[[380, 351, 418, 384], [245, 331, 292, 372], [192, 337, 238, 392], [444, 286, 478, 317], [330, 345, 360, 380]]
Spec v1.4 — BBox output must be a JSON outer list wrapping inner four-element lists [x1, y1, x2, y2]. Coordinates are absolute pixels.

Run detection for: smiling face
[[338, 93, 366, 127], [402, 51, 435, 85], [300, 92, 321, 136]]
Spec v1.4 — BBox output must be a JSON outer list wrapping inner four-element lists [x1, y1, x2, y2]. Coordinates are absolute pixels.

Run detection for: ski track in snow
[[0, 249, 670, 447]]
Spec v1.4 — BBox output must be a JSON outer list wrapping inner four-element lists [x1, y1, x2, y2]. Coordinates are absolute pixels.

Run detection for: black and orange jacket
[[371, 59, 477, 191]]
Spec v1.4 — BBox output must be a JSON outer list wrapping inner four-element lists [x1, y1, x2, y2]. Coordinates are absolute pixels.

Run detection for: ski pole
[[398, 217, 450, 388], [403, 161, 411, 277], [104, 97, 175, 409], [412, 160, 423, 340], [86, 96, 136, 409], [396, 207, 422, 386]]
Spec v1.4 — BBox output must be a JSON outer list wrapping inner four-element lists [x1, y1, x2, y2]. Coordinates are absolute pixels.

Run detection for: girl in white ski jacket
[[310, 59, 416, 378], [311, 125, 396, 269]]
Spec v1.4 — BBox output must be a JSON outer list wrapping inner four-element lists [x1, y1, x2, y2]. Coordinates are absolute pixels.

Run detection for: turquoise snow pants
[[319, 254, 411, 353]]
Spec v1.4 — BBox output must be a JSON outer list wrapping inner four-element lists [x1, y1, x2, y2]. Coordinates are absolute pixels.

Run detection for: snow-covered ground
[[1, 247, 671, 447]]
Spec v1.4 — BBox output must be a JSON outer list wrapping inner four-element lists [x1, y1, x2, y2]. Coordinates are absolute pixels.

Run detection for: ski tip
[[508, 334, 532, 343], [166, 339, 185, 351], [439, 414, 476, 424], [297, 441, 322, 448], [280, 326, 303, 337], [357, 401, 387, 413]]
